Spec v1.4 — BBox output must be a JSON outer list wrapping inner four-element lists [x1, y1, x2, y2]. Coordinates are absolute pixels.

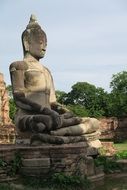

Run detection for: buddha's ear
[[23, 37, 29, 52], [22, 29, 30, 52]]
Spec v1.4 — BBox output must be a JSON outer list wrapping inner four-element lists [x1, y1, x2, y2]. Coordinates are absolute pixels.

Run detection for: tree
[[63, 82, 97, 107], [62, 82, 108, 117], [110, 71, 127, 93], [109, 71, 127, 117], [55, 90, 67, 104], [67, 104, 90, 117]]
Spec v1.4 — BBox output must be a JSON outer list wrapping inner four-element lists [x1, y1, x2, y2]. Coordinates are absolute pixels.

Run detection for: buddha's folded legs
[[50, 118, 100, 136]]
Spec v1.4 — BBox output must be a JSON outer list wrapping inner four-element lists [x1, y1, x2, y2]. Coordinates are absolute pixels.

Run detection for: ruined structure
[[99, 117, 127, 143], [0, 72, 15, 143], [0, 73, 10, 125]]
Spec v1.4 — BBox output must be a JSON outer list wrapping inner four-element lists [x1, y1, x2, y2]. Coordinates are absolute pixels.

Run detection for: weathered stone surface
[[99, 117, 127, 142], [115, 117, 127, 142], [88, 139, 102, 149], [22, 158, 50, 167], [20, 166, 50, 176], [0, 143, 104, 181], [116, 159, 127, 171], [85, 156, 95, 176], [99, 117, 118, 140], [95, 165, 104, 175], [88, 173, 104, 182], [87, 146, 99, 156]]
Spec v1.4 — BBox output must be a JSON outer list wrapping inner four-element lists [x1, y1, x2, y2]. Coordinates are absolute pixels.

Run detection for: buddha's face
[[29, 29, 47, 59], [23, 27, 47, 59]]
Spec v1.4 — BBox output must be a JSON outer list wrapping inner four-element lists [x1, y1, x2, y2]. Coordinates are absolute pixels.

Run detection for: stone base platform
[[0, 142, 104, 181]]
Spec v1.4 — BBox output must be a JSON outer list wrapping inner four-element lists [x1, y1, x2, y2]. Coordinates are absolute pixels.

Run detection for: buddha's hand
[[40, 107, 62, 129], [51, 103, 70, 114]]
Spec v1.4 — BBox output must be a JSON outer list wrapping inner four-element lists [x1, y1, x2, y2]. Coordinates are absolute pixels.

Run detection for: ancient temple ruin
[[0, 72, 11, 125], [0, 72, 15, 143]]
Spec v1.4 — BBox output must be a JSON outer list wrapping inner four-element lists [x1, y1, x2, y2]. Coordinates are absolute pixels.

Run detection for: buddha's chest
[[24, 63, 51, 91]]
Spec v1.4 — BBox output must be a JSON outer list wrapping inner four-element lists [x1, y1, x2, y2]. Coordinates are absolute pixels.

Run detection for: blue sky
[[0, 0, 127, 92]]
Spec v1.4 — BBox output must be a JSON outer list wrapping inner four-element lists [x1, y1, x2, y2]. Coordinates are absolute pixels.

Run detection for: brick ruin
[[0, 72, 15, 143], [99, 117, 127, 142], [0, 73, 10, 125]]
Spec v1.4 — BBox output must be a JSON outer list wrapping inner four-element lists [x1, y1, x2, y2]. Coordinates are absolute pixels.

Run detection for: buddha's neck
[[24, 53, 39, 62]]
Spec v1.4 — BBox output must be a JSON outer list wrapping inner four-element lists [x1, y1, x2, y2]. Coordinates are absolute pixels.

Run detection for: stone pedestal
[[19, 142, 88, 177], [0, 143, 104, 181]]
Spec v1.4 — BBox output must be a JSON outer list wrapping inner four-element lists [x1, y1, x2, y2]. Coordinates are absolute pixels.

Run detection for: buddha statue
[[9, 15, 100, 145]]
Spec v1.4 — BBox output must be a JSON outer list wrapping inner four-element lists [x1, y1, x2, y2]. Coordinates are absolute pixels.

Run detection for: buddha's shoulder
[[43, 66, 52, 75], [9, 61, 28, 71]]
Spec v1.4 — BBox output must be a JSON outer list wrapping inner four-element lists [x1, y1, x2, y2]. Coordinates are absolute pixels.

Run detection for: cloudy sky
[[0, 0, 127, 92]]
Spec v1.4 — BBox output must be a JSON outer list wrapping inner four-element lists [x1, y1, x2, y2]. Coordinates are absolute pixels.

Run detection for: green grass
[[114, 140, 127, 152]]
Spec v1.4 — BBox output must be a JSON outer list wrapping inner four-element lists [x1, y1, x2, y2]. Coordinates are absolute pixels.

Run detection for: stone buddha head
[[22, 15, 47, 60]]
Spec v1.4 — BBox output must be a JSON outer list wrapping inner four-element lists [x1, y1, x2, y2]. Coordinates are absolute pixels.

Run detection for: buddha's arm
[[48, 71, 71, 114], [10, 61, 35, 111], [10, 61, 48, 113]]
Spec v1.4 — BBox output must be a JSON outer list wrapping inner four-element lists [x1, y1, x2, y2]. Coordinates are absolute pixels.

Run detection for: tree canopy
[[109, 71, 127, 117], [56, 71, 127, 118]]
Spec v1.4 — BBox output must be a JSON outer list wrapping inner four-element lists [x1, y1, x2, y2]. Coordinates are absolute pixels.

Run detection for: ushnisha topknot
[[26, 14, 39, 29], [22, 14, 46, 35]]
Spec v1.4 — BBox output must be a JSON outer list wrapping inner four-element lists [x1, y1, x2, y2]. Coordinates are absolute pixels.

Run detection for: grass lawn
[[114, 140, 127, 152]]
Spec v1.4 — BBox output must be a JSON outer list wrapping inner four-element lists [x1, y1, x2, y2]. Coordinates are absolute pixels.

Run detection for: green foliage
[[50, 173, 91, 189], [0, 152, 22, 177], [8, 151, 22, 176], [67, 105, 89, 117], [63, 82, 97, 107], [6, 85, 16, 121], [56, 90, 68, 104], [57, 82, 108, 117], [0, 184, 12, 190], [109, 71, 127, 117], [110, 71, 127, 93], [116, 150, 127, 159], [21, 173, 91, 190], [94, 156, 120, 174], [114, 141, 127, 152], [9, 99, 16, 121], [0, 158, 7, 168], [6, 85, 13, 98], [56, 71, 127, 118]]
